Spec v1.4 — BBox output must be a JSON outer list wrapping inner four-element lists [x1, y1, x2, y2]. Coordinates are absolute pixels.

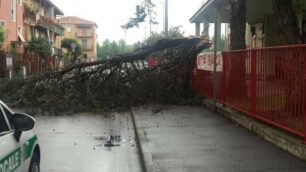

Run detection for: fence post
[[222, 52, 226, 106], [304, 50, 306, 143], [251, 50, 257, 114], [304, 90, 306, 143]]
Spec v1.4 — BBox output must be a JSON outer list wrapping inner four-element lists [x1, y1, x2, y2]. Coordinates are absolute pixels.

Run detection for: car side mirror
[[13, 113, 35, 132]]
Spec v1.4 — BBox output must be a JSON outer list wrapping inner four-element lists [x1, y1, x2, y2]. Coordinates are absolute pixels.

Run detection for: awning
[[18, 32, 26, 42]]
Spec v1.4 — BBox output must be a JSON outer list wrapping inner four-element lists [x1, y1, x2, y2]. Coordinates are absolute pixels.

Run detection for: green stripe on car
[[0, 135, 37, 172], [23, 135, 38, 160], [0, 148, 21, 172]]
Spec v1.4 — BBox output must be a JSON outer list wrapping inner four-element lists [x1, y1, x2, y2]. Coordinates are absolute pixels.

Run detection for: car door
[[0, 105, 24, 172]]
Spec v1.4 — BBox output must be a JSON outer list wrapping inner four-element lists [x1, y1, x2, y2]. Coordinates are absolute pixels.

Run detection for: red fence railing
[[192, 45, 306, 142], [13, 53, 60, 76], [0, 53, 60, 77]]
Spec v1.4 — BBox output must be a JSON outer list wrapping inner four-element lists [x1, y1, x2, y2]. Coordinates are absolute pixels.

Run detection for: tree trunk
[[273, 0, 304, 121], [228, 0, 247, 101], [230, 0, 246, 50], [272, 0, 301, 45]]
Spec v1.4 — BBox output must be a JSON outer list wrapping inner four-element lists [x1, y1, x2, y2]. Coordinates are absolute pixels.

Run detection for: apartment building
[[0, 0, 24, 52], [56, 16, 97, 61], [23, 0, 64, 56]]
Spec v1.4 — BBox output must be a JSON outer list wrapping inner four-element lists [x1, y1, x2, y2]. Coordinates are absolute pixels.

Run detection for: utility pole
[[164, 0, 168, 37], [124, 29, 127, 43]]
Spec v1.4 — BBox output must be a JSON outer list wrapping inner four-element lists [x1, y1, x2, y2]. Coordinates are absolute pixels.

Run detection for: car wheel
[[29, 153, 40, 172]]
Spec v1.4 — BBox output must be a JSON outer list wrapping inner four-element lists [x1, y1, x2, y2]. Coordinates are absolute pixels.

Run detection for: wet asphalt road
[[33, 112, 141, 172], [31, 106, 306, 172]]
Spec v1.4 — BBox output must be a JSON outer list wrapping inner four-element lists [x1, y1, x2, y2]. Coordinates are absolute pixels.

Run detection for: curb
[[130, 107, 157, 172]]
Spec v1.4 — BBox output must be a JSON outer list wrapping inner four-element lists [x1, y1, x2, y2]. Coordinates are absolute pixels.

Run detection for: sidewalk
[[132, 106, 306, 172]]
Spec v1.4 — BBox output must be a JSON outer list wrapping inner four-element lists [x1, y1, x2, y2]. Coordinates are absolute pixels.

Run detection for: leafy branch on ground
[[0, 37, 211, 115]]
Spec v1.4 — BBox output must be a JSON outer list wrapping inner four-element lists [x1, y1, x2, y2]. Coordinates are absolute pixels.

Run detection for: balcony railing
[[23, 12, 36, 26], [81, 47, 93, 51], [36, 15, 64, 35], [75, 32, 94, 38]]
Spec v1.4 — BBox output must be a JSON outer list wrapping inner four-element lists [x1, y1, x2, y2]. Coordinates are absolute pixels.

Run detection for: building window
[[17, 0, 22, 6], [11, 0, 17, 22], [0, 20, 5, 28], [82, 28, 87, 36], [81, 39, 87, 49], [66, 24, 71, 32], [17, 26, 22, 34]]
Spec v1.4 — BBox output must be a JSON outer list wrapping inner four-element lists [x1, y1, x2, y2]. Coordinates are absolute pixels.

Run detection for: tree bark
[[230, 0, 246, 50], [272, 0, 301, 45], [228, 0, 247, 101]]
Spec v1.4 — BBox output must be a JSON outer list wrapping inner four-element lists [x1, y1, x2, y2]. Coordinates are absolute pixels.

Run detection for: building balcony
[[23, 13, 36, 26], [36, 15, 64, 36], [75, 32, 94, 38], [81, 47, 94, 51]]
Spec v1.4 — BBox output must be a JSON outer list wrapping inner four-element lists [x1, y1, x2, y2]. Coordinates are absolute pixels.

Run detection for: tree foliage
[[27, 37, 51, 56], [146, 26, 184, 46], [0, 26, 5, 48], [121, 0, 157, 30], [97, 39, 134, 59], [61, 38, 82, 63], [272, 0, 301, 44], [228, 0, 247, 99]]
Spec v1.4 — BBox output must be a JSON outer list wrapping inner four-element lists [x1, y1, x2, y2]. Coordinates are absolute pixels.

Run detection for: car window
[[1, 105, 15, 129], [0, 107, 9, 133]]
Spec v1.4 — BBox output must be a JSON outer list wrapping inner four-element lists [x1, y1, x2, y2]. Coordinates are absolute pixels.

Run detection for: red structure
[[148, 58, 158, 68], [192, 45, 306, 142]]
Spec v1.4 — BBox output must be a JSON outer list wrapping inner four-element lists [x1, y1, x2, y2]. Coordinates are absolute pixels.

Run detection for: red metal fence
[[192, 45, 306, 142], [0, 53, 60, 77]]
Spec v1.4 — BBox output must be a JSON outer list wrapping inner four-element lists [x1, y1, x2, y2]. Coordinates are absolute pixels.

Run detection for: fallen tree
[[0, 37, 211, 114]]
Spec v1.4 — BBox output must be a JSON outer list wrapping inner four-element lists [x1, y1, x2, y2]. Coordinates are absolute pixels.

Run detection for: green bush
[[27, 37, 51, 56]]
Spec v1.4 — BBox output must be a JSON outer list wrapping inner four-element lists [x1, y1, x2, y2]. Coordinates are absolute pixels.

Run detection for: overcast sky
[[51, 0, 204, 44]]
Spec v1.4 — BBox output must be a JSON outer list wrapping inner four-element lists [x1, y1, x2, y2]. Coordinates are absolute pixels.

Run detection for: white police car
[[0, 101, 40, 172]]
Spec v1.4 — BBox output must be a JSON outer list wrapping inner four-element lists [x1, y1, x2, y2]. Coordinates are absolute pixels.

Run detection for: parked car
[[0, 100, 40, 172]]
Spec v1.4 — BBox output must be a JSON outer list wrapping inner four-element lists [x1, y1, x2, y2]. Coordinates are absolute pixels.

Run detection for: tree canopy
[[61, 38, 82, 63], [146, 26, 184, 46], [27, 37, 52, 56], [97, 39, 135, 60]]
